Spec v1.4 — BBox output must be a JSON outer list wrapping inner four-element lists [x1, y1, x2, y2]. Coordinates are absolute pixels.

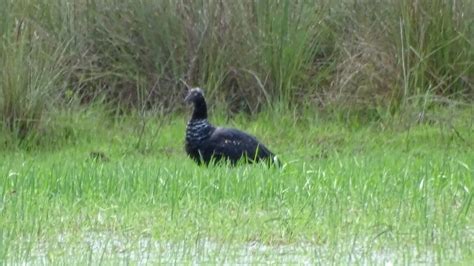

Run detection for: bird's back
[[205, 127, 275, 164]]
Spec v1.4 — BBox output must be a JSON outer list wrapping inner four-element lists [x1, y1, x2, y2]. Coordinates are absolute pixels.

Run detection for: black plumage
[[184, 88, 278, 166]]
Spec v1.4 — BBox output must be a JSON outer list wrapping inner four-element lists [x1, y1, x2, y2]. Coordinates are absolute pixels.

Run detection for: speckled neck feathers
[[186, 119, 215, 144], [186, 97, 215, 145]]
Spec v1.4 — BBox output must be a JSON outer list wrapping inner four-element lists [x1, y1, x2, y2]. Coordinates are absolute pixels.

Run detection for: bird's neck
[[191, 99, 208, 120]]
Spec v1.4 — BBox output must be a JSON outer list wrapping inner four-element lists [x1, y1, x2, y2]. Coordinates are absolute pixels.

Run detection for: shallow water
[[8, 232, 453, 265]]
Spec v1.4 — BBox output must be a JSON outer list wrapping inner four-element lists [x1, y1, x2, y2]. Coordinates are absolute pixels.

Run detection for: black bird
[[184, 88, 278, 166]]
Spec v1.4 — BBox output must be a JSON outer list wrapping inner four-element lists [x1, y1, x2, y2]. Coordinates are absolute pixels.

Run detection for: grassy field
[[0, 0, 473, 264], [1, 107, 473, 264]]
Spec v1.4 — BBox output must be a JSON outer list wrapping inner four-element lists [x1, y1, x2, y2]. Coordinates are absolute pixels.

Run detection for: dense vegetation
[[0, 0, 473, 143], [0, 0, 473, 264]]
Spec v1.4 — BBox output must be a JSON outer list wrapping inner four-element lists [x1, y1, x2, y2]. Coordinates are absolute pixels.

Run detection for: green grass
[[1, 0, 473, 141], [1, 108, 473, 264], [0, 1, 473, 263]]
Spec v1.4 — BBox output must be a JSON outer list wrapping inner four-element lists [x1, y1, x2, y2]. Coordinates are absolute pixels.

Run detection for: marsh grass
[[0, 3, 69, 142], [1, 0, 472, 141], [0, 108, 473, 264], [0, 0, 473, 262], [397, 0, 474, 104]]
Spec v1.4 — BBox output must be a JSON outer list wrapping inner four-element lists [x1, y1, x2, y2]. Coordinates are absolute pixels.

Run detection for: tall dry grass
[[0, 0, 472, 140]]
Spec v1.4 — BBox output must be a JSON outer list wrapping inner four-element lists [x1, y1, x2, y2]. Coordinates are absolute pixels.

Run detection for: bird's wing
[[208, 127, 273, 160]]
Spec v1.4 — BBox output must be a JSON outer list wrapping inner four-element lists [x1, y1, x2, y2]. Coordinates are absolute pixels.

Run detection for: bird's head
[[184, 87, 205, 104]]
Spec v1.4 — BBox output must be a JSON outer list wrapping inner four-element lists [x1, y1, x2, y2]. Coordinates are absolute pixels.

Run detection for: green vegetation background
[[0, 0, 473, 264], [0, 0, 472, 144]]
